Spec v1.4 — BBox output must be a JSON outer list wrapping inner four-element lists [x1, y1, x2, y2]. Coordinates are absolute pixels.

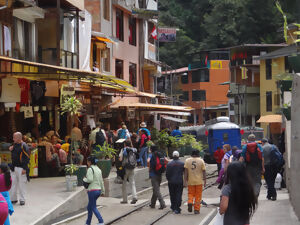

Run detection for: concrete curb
[[198, 208, 217, 225]]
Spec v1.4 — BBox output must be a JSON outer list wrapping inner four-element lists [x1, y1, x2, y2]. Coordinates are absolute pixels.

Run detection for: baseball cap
[[172, 151, 179, 158]]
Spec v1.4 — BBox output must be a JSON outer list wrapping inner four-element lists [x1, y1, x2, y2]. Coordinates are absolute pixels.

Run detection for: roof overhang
[[257, 115, 282, 123], [257, 45, 298, 60], [161, 116, 187, 123]]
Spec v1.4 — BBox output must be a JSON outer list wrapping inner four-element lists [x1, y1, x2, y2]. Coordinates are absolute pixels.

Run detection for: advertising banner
[[158, 28, 176, 42], [210, 60, 223, 69]]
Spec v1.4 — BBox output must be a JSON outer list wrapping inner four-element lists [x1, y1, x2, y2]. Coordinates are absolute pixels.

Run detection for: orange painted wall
[[181, 60, 230, 109]]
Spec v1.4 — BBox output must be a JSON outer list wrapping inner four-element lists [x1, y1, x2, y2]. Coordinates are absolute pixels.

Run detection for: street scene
[[0, 0, 300, 225]]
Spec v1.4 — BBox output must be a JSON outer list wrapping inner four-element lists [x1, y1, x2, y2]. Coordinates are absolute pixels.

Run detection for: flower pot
[[75, 165, 87, 186], [288, 54, 300, 73], [97, 159, 112, 179], [282, 107, 291, 120], [65, 175, 77, 192]]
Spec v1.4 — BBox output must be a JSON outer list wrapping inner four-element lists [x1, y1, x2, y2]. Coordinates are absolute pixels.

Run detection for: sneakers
[[149, 204, 155, 209], [11, 201, 18, 204], [194, 210, 200, 214], [120, 201, 128, 204], [20, 201, 25, 206], [173, 210, 181, 214], [96, 223, 105, 225], [188, 203, 193, 212], [158, 205, 166, 210], [130, 199, 138, 204]]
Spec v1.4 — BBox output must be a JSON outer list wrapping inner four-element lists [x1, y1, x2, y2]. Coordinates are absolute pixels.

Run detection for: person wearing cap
[[166, 151, 184, 214], [239, 134, 264, 197], [83, 155, 105, 225], [261, 138, 278, 201], [138, 122, 151, 138], [184, 150, 206, 214]]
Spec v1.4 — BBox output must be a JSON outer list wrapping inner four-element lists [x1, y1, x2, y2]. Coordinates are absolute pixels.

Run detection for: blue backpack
[[270, 145, 285, 169], [118, 129, 127, 140]]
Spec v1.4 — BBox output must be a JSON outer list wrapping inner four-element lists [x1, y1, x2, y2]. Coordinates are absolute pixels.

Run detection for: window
[[223, 133, 229, 141], [266, 91, 272, 112], [148, 22, 155, 44], [192, 69, 209, 83], [192, 90, 206, 101], [115, 59, 123, 79], [138, 0, 146, 8], [180, 91, 189, 101], [116, 9, 124, 41], [181, 74, 188, 84], [266, 59, 272, 80], [211, 112, 217, 119], [129, 63, 137, 87], [230, 103, 234, 111], [0, 23, 12, 57], [221, 112, 227, 116], [104, 0, 110, 21], [102, 48, 110, 72], [129, 17, 136, 46]]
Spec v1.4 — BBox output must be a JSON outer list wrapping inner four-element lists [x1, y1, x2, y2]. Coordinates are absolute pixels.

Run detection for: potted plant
[[93, 142, 117, 178], [64, 164, 79, 192], [61, 96, 83, 190], [156, 129, 171, 156], [182, 134, 197, 156]]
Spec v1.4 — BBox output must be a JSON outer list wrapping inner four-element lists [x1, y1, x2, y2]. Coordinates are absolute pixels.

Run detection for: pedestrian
[[117, 125, 130, 140], [139, 122, 151, 138], [9, 132, 30, 206], [213, 147, 224, 174], [171, 126, 182, 138], [219, 161, 257, 225], [229, 146, 242, 162], [261, 138, 279, 201], [83, 155, 105, 225], [139, 129, 149, 168], [89, 122, 107, 149], [71, 123, 83, 151], [166, 151, 184, 214], [216, 144, 232, 189], [119, 140, 138, 204], [239, 134, 265, 197], [149, 145, 166, 209], [184, 150, 206, 214], [0, 193, 8, 225], [0, 163, 14, 225]]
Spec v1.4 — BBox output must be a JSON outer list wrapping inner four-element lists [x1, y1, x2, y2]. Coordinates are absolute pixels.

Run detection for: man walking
[[184, 150, 206, 214], [119, 140, 138, 204], [9, 132, 30, 205], [239, 134, 265, 197], [149, 145, 166, 209], [166, 151, 184, 214], [261, 138, 277, 201], [89, 122, 107, 149]]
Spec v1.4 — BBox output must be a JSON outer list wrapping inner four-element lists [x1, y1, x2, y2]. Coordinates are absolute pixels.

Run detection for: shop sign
[[21, 106, 33, 119], [210, 60, 223, 69], [128, 109, 135, 119], [158, 28, 176, 42], [60, 85, 75, 105], [132, 8, 159, 19], [98, 112, 112, 119]]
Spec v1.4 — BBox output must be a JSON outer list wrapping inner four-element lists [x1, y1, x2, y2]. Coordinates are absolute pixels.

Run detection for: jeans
[[188, 185, 203, 211], [86, 190, 103, 225], [168, 183, 183, 212], [122, 169, 137, 202], [150, 175, 165, 207], [265, 165, 278, 199], [139, 147, 148, 167]]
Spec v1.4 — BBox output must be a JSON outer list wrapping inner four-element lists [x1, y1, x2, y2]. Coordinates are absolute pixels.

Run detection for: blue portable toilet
[[207, 122, 241, 156]]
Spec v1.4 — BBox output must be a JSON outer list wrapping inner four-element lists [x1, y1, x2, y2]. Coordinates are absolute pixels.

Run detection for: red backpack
[[245, 142, 262, 167], [154, 152, 167, 174]]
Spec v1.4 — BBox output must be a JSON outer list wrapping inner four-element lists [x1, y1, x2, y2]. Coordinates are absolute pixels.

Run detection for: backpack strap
[[20, 143, 30, 163]]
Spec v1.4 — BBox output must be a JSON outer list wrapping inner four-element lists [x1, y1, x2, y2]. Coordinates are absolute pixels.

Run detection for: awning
[[93, 36, 114, 44], [257, 115, 282, 123], [110, 102, 193, 112], [152, 111, 191, 116], [161, 116, 187, 123], [91, 31, 115, 44], [257, 45, 298, 60], [0, 55, 135, 93]]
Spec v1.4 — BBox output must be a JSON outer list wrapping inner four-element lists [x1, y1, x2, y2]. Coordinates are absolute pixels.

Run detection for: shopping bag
[[214, 209, 224, 225]]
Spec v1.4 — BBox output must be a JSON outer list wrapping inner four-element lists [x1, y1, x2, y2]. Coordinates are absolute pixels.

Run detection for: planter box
[[75, 165, 87, 186], [97, 159, 112, 178], [282, 107, 291, 120]]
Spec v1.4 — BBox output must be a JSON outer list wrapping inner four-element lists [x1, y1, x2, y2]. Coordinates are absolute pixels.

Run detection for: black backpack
[[123, 148, 137, 169], [96, 130, 105, 146]]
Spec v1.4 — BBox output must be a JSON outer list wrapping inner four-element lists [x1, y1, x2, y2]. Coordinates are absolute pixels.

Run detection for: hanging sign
[[158, 28, 176, 42]]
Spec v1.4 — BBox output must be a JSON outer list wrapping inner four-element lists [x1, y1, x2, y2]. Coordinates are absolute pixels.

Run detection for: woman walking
[[219, 161, 257, 225], [83, 156, 105, 225]]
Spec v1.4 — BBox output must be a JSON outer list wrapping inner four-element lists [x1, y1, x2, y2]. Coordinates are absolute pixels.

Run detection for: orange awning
[[257, 115, 282, 123], [95, 36, 114, 44]]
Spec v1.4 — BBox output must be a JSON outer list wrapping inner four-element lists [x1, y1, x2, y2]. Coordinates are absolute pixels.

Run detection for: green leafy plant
[[156, 129, 171, 150], [146, 140, 155, 148], [93, 142, 118, 159], [61, 96, 83, 116], [64, 164, 79, 176], [182, 134, 197, 146], [192, 141, 204, 152]]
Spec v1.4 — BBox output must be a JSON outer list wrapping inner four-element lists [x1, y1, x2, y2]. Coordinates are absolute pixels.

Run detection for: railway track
[[106, 170, 219, 225]]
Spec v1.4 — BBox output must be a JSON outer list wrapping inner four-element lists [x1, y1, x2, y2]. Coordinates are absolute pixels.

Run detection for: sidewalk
[[209, 185, 300, 225]]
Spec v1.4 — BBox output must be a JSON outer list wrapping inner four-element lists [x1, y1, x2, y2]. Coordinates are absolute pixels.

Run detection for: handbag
[[83, 167, 94, 189], [214, 209, 224, 225]]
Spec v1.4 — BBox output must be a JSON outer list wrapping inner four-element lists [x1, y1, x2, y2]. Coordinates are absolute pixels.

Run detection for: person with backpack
[[184, 150, 206, 214], [149, 145, 167, 209], [239, 134, 265, 198], [9, 132, 30, 206], [216, 144, 232, 189], [89, 122, 107, 149], [166, 151, 184, 214], [119, 140, 138, 204], [83, 155, 105, 225], [139, 129, 149, 168], [117, 125, 130, 140]]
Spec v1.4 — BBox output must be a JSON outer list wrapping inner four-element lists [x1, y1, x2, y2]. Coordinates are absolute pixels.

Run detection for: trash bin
[[75, 165, 87, 186]]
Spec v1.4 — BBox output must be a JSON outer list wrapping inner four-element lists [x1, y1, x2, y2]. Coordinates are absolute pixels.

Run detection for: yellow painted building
[[259, 57, 285, 138]]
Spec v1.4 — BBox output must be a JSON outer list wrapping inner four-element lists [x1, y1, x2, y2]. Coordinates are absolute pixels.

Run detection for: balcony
[[230, 83, 260, 95]]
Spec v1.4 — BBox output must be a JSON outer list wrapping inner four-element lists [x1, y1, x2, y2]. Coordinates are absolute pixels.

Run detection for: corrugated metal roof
[[256, 45, 298, 60]]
